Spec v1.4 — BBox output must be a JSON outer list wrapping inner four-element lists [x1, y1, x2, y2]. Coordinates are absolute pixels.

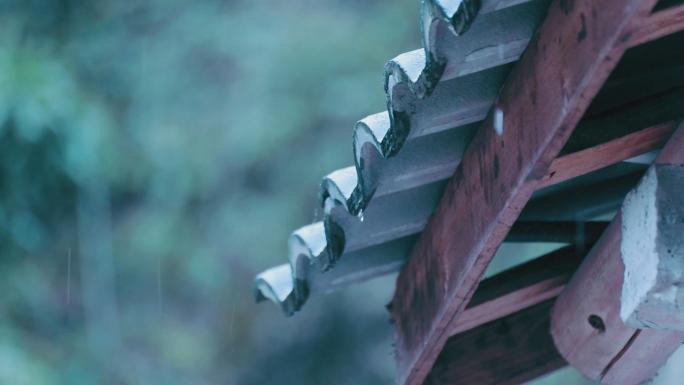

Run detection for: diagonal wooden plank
[[540, 121, 676, 188], [551, 123, 684, 385], [389, 1, 659, 384], [425, 300, 566, 385], [450, 245, 588, 335], [432, 232, 601, 383], [627, 3, 684, 47]]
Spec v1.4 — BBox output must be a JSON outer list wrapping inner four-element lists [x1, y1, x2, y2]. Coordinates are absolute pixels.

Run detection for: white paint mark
[[494, 108, 504, 136]]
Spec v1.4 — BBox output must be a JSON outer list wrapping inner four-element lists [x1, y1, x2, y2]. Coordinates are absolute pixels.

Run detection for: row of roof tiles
[[253, 0, 626, 315]]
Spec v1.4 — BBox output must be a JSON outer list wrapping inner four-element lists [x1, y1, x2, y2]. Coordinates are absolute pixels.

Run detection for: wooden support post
[[551, 123, 684, 385], [390, 1, 658, 384], [620, 163, 684, 330]]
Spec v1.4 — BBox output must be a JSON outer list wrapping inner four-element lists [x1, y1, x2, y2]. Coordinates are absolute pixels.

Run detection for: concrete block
[[621, 163, 684, 330]]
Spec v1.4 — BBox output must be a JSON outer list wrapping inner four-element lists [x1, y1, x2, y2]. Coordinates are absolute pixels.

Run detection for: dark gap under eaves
[[424, 300, 566, 385], [561, 30, 684, 154], [523, 167, 647, 221], [654, 0, 684, 12]]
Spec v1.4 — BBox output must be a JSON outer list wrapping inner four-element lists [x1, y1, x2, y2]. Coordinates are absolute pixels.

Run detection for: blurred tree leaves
[[0, 0, 419, 384]]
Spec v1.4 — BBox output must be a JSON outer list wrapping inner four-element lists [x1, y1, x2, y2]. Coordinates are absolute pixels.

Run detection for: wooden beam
[[425, 300, 566, 385], [627, 3, 684, 48], [451, 245, 586, 335], [551, 123, 684, 385], [390, 1, 658, 383], [540, 121, 676, 188]]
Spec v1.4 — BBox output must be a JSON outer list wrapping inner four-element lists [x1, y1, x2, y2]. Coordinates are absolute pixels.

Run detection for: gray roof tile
[[253, 0, 563, 315]]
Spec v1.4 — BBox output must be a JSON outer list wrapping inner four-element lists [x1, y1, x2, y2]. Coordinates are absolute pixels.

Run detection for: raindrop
[[494, 108, 504, 136], [66, 247, 72, 305], [229, 300, 237, 339]]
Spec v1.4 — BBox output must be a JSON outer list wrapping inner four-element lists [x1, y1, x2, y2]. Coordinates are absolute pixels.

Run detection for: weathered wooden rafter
[[418, 245, 592, 384], [407, 129, 684, 384], [551, 124, 684, 385], [451, 245, 587, 335], [425, 300, 565, 385], [625, 2, 684, 47], [390, 0, 661, 383], [539, 122, 676, 188], [414, 70, 684, 385]]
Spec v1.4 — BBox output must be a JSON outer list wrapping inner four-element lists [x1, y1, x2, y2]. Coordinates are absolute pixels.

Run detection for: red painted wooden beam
[[423, 246, 590, 385], [551, 123, 684, 385], [540, 121, 676, 188], [425, 300, 566, 385], [390, 0, 659, 384], [451, 245, 586, 335], [627, 3, 684, 47]]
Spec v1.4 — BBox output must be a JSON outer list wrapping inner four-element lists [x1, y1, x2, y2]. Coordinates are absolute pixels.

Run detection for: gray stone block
[[621, 163, 684, 330]]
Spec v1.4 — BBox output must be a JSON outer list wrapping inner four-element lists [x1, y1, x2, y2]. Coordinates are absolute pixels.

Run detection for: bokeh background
[[1, 1, 683, 384]]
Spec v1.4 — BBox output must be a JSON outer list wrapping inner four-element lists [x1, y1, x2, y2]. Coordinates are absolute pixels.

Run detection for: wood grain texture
[[551, 123, 684, 385], [540, 122, 676, 188], [390, 1, 658, 383], [627, 3, 684, 47], [425, 300, 566, 385], [451, 245, 586, 335], [601, 328, 684, 384]]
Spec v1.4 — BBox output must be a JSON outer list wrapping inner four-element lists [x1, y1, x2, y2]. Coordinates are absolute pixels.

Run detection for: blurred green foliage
[[0, 0, 420, 383]]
